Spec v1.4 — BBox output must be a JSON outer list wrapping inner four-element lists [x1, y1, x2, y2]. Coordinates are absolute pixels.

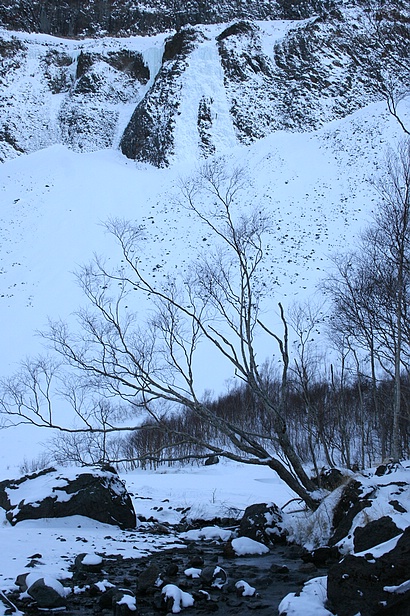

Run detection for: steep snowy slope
[[0, 98, 408, 391], [1, 3, 408, 165]]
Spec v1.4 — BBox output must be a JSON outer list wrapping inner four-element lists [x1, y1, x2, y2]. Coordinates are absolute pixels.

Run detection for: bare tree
[[0, 159, 320, 509], [325, 139, 410, 462]]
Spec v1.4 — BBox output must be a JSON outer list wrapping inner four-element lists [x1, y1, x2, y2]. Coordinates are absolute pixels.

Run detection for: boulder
[[204, 455, 219, 466], [26, 576, 69, 608], [329, 480, 373, 546], [301, 545, 340, 567], [353, 516, 402, 553], [327, 527, 410, 616], [136, 563, 161, 595], [112, 589, 138, 616], [74, 552, 104, 574], [0, 466, 136, 529], [238, 502, 286, 545], [318, 468, 346, 491]]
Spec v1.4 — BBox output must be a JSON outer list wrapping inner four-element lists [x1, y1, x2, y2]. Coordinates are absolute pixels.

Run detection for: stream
[[6, 535, 329, 616]]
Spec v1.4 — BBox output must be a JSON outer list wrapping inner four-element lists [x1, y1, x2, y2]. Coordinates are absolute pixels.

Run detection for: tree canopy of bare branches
[[0, 159, 321, 509], [324, 139, 410, 462]]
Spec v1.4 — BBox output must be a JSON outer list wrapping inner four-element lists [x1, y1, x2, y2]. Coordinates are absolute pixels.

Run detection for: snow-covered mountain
[[1, 1, 408, 165], [0, 1, 409, 465]]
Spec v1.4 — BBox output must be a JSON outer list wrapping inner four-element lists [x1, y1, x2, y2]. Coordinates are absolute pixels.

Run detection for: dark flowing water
[[7, 541, 328, 616]]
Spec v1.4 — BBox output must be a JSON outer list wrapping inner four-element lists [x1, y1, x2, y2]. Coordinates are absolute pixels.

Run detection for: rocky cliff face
[[0, 1, 409, 166], [0, 0, 337, 37]]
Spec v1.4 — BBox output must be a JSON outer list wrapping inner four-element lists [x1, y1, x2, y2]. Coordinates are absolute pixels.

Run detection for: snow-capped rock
[[0, 466, 136, 529]]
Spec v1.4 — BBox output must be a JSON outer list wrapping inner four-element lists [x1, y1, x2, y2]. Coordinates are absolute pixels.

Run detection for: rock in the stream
[[25, 575, 69, 608], [301, 545, 340, 567], [200, 565, 228, 588], [161, 584, 194, 613], [238, 502, 286, 545], [75, 552, 104, 574], [112, 589, 138, 616], [137, 563, 161, 595]]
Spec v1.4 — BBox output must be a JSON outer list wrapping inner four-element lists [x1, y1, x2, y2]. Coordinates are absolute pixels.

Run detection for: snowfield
[[0, 460, 409, 616]]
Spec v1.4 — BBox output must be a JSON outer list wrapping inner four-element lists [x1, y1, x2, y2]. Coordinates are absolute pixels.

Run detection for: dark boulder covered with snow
[[328, 479, 373, 546], [238, 502, 286, 545], [0, 466, 136, 529], [15, 573, 69, 608], [353, 515, 402, 553], [327, 526, 410, 616]]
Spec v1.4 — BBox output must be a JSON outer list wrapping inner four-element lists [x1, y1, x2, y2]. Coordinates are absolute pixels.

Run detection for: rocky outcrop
[[353, 515, 402, 553], [327, 527, 410, 616], [0, 0, 339, 37], [0, 31, 151, 160], [216, 10, 394, 144], [0, 3, 408, 164], [60, 48, 150, 153], [120, 27, 201, 166], [329, 480, 373, 547], [0, 466, 136, 529]]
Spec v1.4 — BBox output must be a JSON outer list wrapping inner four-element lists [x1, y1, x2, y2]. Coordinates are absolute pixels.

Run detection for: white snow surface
[[231, 537, 270, 556], [278, 576, 332, 616], [181, 526, 233, 542], [161, 584, 194, 613], [235, 580, 256, 597]]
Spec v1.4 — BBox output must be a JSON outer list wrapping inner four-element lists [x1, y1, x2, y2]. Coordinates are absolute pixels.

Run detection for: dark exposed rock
[[27, 577, 67, 608], [204, 455, 219, 466], [188, 554, 205, 567], [41, 49, 73, 93], [0, 36, 27, 77], [329, 480, 373, 546], [216, 20, 256, 42], [353, 516, 402, 553], [74, 553, 104, 574], [375, 461, 401, 476], [327, 527, 410, 616], [106, 50, 150, 83], [137, 563, 161, 595], [238, 502, 286, 545], [389, 499, 407, 514], [301, 545, 340, 567], [120, 27, 200, 166], [0, 0, 336, 38], [0, 466, 136, 529], [200, 565, 227, 588], [317, 467, 346, 491]]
